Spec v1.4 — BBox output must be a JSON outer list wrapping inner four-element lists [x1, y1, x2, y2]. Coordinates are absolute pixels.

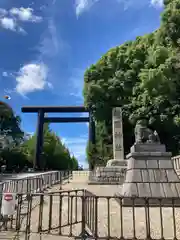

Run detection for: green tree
[[0, 102, 79, 172], [23, 124, 79, 171], [0, 101, 27, 171], [0, 101, 24, 144], [0, 146, 32, 172], [83, 0, 180, 167]]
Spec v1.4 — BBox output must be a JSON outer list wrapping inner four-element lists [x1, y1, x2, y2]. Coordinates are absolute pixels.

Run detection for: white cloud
[[0, 17, 16, 31], [80, 112, 89, 127], [0, 17, 26, 33], [18, 26, 27, 35], [116, 0, 164, 9], [151, 0, 164, 8], [0, 7, 42, 32], [27, 132, 34, 137], [69, 69, 84, 99], [116, 0, 154, 10], [4, 88, 15, 95], [39, 19, 59, 57], [75, 0, 89, 16], [2, 71, 8, 77], [75, 0, 163, 16], [15, 63, 51, 95], [25, 132, 34, 140], [75, 0, 99, 16], [0, 8, 7, 16], [47, 82, 53, 89], [9, 7, 42, 22]]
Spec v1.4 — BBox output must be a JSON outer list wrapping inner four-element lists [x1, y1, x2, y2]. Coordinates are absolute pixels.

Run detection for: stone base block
[[89, 166, 126, 185], [95, 166, 126, 177], [126, 151, 172, 159], [130, 143, 166, 153], [114, 193, 180, 207], [88, 181, 121, 185], [121, 182, 180, 198], [89, 175, 125, 185]]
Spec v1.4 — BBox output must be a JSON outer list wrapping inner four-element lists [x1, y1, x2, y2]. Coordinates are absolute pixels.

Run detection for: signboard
[[1, 193, 17, 216], [4, 194, 13, 201]]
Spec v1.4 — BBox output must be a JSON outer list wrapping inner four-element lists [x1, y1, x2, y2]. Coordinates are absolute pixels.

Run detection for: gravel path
[[2, 175, 180, 239], [62, 182, 180, 239]]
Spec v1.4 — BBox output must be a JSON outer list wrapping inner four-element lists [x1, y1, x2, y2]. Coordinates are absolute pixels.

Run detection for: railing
[[2, 190, 180, 239], [83, 190, 97, 238], [1, 190, 84, 238], [0, 171, 72, 194], [72, 170, 90, 176], [0, 177, 43, 194], [0, 171, 72, 219]]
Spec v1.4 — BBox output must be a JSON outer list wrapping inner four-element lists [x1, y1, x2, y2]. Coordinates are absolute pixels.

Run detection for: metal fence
[[0, 171, 72, 194], [2, 190, 180, 239], [0, 170, 72, 225]]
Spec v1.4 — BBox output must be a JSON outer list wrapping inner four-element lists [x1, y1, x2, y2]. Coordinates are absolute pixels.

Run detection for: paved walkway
[[2, 175, 180, 239]]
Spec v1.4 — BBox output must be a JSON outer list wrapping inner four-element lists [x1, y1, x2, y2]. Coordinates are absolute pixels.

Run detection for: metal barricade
[[2, 191, 180, 239]]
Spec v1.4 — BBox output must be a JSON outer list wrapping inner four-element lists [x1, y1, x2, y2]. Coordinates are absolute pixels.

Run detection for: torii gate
[[21, 106, 95, 170]]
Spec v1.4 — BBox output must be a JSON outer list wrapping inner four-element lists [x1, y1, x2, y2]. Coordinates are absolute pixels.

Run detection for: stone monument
[[88, 107, 127, 184], [106, 107, 127, 167], [115, 119, 180, 206]]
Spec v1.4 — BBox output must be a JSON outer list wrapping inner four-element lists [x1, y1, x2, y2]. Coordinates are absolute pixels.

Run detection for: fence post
[[80, 195, 86, 238], [78, 192, 91, 239], [59, 172, 62, 190], [94, 196, 98, 238]]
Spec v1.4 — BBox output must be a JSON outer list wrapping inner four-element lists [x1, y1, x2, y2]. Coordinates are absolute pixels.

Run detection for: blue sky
[[0, 0, 163, 168]]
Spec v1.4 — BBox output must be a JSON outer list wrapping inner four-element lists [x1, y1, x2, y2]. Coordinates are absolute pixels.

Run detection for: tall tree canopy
[[84, 0, 180, 167]]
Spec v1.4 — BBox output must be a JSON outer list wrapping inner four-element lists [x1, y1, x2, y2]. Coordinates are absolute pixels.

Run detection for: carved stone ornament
[[134, 119, 160, 144]]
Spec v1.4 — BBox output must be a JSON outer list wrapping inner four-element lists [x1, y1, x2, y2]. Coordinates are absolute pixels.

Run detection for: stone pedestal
[[115, 143, 180, 206], [88, 165, 126, 185], [88, 159, 127, 185], [89, 107, 127, 185]]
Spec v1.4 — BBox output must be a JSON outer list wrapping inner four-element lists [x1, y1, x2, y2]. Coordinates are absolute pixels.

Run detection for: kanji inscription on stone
[[112, 107, 124, 160], [114, 121, 121, 129], [115, 132, 122, 138], [113, 108, 122, 117], [115, 144, 122, 151]]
